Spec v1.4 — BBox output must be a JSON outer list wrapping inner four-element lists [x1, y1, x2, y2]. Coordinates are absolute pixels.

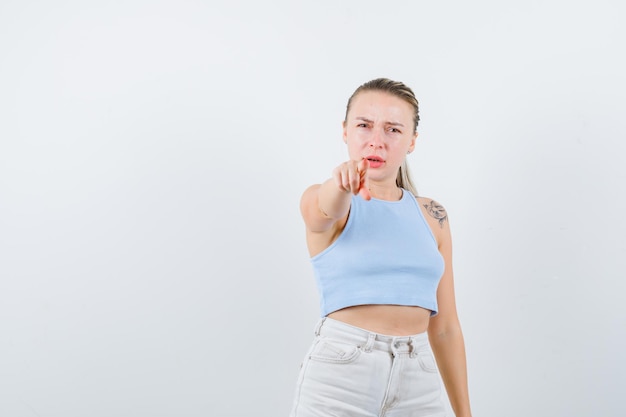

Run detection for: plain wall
[[1, 1, 625, 416]]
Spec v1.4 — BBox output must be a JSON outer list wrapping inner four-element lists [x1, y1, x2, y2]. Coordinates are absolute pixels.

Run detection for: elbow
[[428, 317, 463, 341]]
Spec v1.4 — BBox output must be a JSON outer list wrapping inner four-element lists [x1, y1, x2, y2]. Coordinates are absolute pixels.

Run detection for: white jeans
[[289, 317, 447, 417]]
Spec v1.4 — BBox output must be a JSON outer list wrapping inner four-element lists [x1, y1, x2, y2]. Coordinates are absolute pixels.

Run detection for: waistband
[[314, 317, 431, 356]]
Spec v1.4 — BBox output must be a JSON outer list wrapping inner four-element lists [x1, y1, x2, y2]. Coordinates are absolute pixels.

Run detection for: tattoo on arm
[[423, 200, 448, 228]]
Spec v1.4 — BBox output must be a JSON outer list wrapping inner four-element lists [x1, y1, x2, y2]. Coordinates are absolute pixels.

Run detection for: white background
[[1, 1, 625, 416]]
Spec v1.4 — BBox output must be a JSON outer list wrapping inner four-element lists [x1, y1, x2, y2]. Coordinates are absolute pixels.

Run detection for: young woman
[[289, 78, 472, 417]]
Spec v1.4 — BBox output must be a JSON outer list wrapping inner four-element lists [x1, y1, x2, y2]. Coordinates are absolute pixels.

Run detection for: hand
[[332, 159, 371, 201]]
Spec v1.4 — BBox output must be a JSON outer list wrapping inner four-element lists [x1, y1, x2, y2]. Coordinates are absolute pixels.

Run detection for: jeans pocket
[[309, 337, 362, 364], [417, 352, 439, 373]]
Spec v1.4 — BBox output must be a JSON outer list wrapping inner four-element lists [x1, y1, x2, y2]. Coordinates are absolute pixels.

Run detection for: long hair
[[344, 78, 420, 196]]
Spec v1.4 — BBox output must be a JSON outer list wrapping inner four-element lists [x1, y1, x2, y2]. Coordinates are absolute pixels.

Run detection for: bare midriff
[[327, 305, 432, 336]]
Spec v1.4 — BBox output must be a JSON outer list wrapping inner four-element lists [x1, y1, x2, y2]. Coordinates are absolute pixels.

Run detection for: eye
[[357, 123, 368, 128], [388, 127, 401, 133]]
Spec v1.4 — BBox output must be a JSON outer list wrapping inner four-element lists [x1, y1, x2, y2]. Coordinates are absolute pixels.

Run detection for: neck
[[368, 183, 403, 201]]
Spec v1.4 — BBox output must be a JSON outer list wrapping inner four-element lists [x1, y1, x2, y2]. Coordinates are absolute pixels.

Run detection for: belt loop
[[314, 317, 326, 336], [363, 333, 375, 353], [390, 338, 399, 358], [409, 336, 417, 358]]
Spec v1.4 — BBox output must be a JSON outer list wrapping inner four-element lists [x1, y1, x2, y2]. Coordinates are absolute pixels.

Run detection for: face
[[343, 91, 417, 182]]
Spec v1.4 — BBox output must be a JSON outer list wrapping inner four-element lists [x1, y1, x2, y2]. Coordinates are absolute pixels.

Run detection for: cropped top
[[310, 189, 445, 317]]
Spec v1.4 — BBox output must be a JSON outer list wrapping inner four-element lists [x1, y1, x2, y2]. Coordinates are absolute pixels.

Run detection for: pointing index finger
[[358, 158, 369, 174], [358, 158, 371, 201]]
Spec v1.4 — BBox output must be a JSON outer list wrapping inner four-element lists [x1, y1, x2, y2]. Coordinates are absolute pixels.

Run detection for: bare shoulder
[[300, 183, 344, 233], [300, 183, 321, 203], [416, 196, 450, 233], [416, 196, 451, 248], [300, 183, 322, 219]]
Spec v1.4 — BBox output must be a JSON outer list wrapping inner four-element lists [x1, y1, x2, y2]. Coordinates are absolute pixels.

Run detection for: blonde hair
[[345, 78, 420, 196]]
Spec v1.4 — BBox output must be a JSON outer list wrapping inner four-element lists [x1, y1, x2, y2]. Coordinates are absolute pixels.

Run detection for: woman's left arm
[[420, 198, 472, 417]]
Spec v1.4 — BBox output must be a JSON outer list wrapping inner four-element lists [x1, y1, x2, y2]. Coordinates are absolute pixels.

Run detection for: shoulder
[[416, 196, 449, 227], [300, 184, 322, 221], [415, 196, 451, 245], [300, 183, 323, 209], [301, 183, 321, 198]]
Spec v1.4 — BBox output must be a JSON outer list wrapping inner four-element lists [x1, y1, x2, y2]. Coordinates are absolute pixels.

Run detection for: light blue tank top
[[310, 189, 445, 317]]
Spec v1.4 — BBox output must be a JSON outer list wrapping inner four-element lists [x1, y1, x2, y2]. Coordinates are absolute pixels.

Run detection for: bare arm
[[422, 199, 472, 417], [300, 159, 371, 233]]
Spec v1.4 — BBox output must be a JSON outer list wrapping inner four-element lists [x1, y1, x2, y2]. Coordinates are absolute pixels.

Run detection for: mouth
[[364, 155, 385, 168]]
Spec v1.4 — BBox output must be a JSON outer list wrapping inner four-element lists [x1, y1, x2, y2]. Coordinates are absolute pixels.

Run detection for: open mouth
[[364, 155, 385, 168]]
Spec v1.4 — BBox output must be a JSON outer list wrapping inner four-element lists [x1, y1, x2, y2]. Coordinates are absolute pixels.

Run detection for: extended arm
[[300, 159, 370, 233]]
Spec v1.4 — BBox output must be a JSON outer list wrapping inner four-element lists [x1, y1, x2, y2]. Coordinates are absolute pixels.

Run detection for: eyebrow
[[355, 117, 405, 127]]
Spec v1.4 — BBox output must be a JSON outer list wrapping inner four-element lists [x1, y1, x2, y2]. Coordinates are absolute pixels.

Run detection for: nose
[[369, 129, 384, 148]]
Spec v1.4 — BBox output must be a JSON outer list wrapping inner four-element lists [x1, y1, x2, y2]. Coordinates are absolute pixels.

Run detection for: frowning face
[[343, 91, 417, 184]]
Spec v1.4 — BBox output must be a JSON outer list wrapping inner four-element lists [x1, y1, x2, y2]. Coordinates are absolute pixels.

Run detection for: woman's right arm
[[300, 159, 370, 233]]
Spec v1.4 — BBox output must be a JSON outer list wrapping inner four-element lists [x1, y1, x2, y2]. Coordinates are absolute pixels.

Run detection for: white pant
[[289, 317, 447, 417]]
